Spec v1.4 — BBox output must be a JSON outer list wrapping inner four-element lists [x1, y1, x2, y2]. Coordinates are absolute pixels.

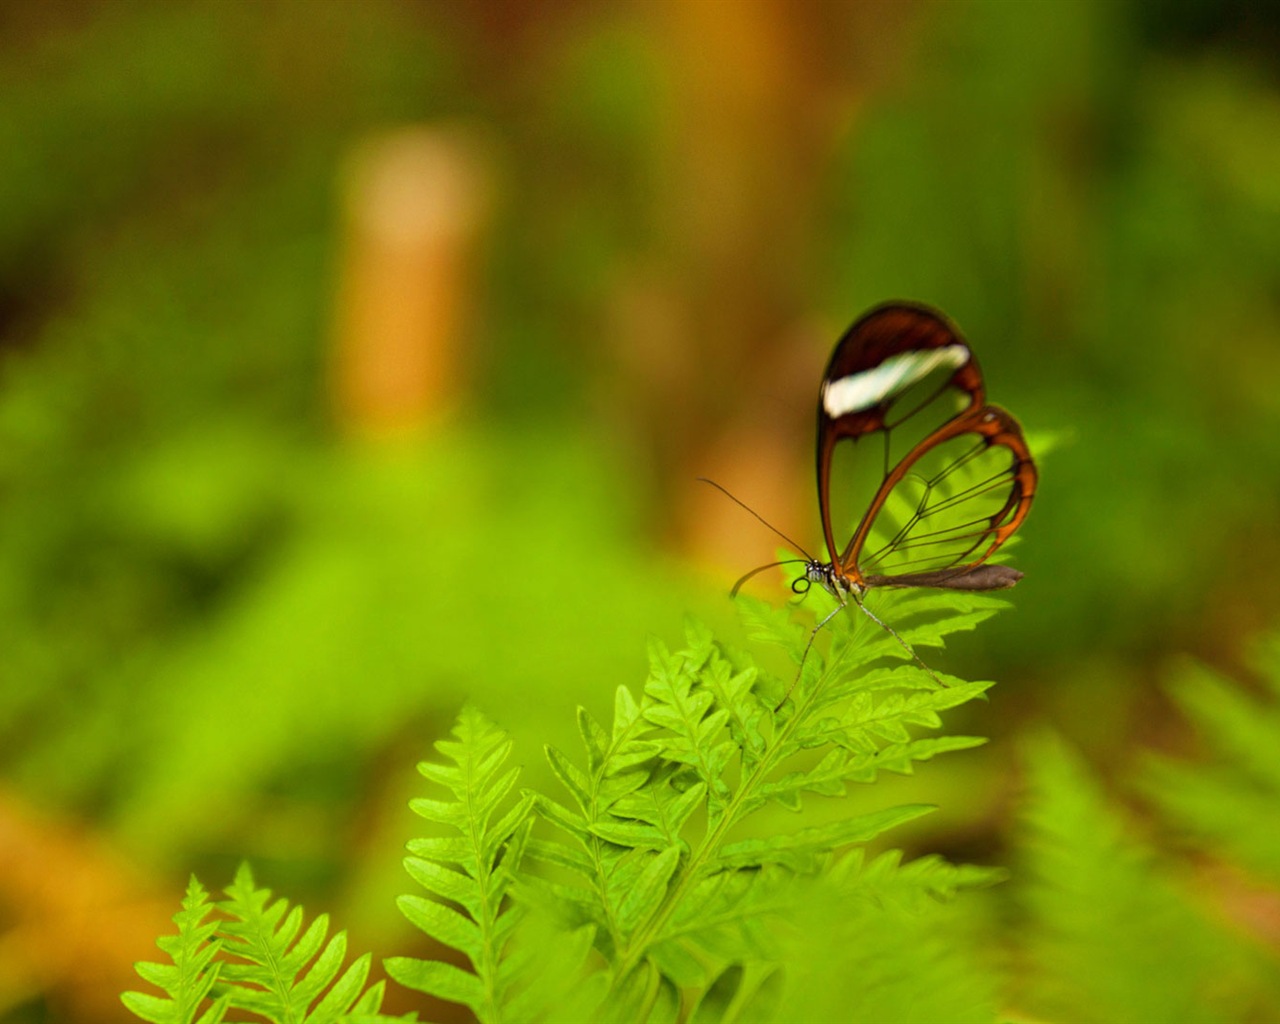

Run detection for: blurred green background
[[2, 0, 1279, 1019]]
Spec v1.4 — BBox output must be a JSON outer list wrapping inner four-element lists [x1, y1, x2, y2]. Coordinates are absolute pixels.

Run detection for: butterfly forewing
[[817, 304, 1035, 589]]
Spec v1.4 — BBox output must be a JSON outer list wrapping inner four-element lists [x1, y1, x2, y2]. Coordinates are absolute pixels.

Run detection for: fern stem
[[463, 753, 504, 1023], [586, 800, 627, 954], [609, 644, 844, 992]]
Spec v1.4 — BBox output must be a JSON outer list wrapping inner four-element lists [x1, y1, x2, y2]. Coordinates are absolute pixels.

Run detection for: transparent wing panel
[[856, 427, 1023, 578], [824, 359, 978, 564]]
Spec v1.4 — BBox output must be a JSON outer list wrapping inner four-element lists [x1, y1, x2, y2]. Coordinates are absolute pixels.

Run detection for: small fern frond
[[866, 587, 1010, 651], [715, 805, 935, 871], [124, 870, 402, 1024], [1143, 650, 1280, 883], [834, 848, 1007, 907], [1019, 734, 1250, 1023], [385, 705, 534, 1023], [122, 876, 228, 1024], [642, 628, 734, 821], [216, 863, 395, 1022], [776, 857, 1001, 1024]]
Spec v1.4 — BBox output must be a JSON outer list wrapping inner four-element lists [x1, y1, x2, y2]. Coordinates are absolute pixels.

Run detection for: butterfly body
[[799, 555, 1022, 602]]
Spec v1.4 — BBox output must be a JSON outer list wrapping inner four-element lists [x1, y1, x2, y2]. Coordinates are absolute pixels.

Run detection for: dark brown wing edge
[[843, 404, 1037, 589], [863, 563, 1024, 591]]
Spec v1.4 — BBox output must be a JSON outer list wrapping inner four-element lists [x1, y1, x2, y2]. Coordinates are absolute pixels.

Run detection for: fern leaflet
[[385, 704, 544, 1023], [215, 863, 399, 1022], [121, 877, 228, 1024]]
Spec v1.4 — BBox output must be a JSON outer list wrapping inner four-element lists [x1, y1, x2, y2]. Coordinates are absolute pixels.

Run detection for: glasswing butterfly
[[707, 301, 1036, 686]]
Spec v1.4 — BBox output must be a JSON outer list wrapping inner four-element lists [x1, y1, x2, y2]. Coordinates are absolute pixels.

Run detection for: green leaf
[[408, 796, 467, 827], [579, 706, 610, 774], [596, 767, 653, 809], [384, 958, 483, 1005], [589, 818, 670, 850], [546, 743, 591, 811], [303, 952, 379, 1022], [613, 685, 644, 742], [396, 896, 483, 959], [616, 846, 682, 933], [404, 835, 474, 864], [718, 805, 935, 869], [605, 741, 664, 774], [531, 792, 590, 841], [486, 795, 537, 864], [523, 837, 594, 877]]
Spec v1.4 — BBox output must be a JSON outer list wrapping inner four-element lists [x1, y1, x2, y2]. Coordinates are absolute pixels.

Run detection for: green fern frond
[[642, 626, 735, 819], [215, 863, 398, 1022], [835, 848, 1007, 907], [1018, 734, 1252, 1023], [1143, 648, 1280, 883], [777, 862, 1001, 1024], [126, 588, 1005, 1022], [871, 587, 1009, 646], [122, 876, 228, 1024], [521, 598, 999, 1014], [123, 869, 403, 1024], [385, 704, 536, 1023]]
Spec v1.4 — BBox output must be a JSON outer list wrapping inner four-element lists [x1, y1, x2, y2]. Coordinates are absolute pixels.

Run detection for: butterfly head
[[794, 560, 861, 601]]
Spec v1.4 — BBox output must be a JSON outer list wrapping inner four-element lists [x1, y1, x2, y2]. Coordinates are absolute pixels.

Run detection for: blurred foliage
[[2, 0, 1280, 1019], [1015, 631, 1280, 1022], [1143, 636, 1280, 885], [120, 624, 1280, 1022], [1017, 736, 1257, 1022]]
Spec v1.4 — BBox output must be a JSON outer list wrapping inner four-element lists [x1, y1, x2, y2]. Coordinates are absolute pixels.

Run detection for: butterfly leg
[[850, 593, 948, 687], [775, 596, 847, 711]]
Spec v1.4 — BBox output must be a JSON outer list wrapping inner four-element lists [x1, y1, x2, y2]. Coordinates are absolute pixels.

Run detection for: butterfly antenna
[[696, 477, 813, 559], [730, 559, 808, 597]]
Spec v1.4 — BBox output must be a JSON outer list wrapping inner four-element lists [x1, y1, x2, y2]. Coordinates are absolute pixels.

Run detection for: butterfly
[[707, 301, 1036, 682]]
